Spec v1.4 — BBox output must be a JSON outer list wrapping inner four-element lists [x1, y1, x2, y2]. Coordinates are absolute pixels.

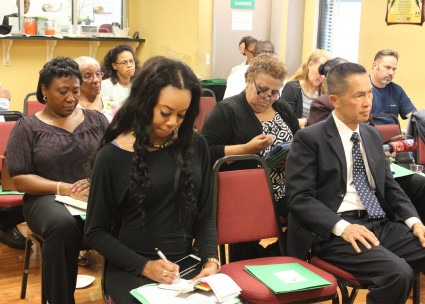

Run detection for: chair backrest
[[0, 121, 16, 171], [24, 92, 45, 116], [374, 124, 402, 143], [194, 96, 216, 132], [0, 111, 24, 122], [409, 111, 425, 165], [213, 155, 281, 246]]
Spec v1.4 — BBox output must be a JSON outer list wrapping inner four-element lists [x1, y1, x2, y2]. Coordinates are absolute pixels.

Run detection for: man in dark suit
[[286, 62, 425, 303]]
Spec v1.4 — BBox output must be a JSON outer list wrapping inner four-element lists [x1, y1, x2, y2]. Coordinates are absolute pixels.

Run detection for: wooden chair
[[23, 92, 45, 116], [213, 154, 338, 304], [310, 255, 421, 304]]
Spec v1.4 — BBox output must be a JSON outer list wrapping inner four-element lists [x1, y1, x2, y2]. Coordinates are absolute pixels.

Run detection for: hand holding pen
[[155, 248, 180, 281]]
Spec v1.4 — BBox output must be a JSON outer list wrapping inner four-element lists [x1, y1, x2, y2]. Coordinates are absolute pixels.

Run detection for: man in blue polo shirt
[[370, 49, 416, 125]]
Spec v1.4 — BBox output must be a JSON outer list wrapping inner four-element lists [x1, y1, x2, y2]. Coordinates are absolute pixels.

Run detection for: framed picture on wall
[[386, 0, 425, 25]]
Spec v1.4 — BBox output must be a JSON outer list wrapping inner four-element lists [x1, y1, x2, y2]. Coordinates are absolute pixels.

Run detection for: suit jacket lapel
[[359, 124, 384, 195], [325, 116, 347, 186]]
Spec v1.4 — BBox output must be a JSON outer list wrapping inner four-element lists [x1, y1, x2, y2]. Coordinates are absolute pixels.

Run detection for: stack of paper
[[55, 195, 87, 210], [245, 263, 332, 293], [131, 273, 241, 303]]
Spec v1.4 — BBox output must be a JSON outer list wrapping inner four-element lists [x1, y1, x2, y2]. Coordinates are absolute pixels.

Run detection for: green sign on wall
[[231, 0, 255, 9]]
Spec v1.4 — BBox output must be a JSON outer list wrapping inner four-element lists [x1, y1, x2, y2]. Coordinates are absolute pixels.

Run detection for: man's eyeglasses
[[83, 71, 104, 82], [255, 50, 276, 56], [253, 81, 280, 101], [114, 59, 135, 66], [245, 48, 255, 55]]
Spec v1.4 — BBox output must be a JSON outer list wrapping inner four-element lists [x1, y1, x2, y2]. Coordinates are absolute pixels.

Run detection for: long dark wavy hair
[[36, 57, 82, 104], [101, 44, 140, 85], [99, 56, 201, 224]]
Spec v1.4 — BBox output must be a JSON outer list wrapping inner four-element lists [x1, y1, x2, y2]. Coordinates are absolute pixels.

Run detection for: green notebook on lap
[[245, 263, 332, 294]]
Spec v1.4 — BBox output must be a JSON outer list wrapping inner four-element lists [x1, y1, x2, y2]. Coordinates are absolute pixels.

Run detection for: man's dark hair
[[327, 62, 367, 95], [254, 40, 275, 56]]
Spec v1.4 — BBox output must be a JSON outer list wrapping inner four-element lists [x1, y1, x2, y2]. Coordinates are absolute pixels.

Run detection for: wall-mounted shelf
[[0, 36, 145, 66]]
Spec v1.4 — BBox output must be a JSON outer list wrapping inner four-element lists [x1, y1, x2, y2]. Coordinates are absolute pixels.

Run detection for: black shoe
[[0, 226, 26, 250]]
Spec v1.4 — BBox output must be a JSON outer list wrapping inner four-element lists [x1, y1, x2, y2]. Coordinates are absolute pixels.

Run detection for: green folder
[[245, 263, 332, 294], [390, 163, 415, 179], [0, 185, 23, 195]]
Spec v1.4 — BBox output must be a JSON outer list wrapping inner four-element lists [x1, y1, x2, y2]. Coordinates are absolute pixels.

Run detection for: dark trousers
[[312, 217, 425, 304], [23, 195, 84, 304], [0, 208, 24, 231], [396, 173, 425, 221]]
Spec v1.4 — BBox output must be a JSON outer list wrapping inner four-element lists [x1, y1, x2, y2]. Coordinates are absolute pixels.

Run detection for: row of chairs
[[1, 98, 422, 303]]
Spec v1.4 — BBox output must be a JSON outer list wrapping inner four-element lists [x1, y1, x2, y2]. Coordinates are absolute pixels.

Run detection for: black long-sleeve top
[[84, 133, 218, 276], [201, 91, 300, 171]]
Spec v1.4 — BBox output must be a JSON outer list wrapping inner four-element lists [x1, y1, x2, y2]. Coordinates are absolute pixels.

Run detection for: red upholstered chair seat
[[221, 256, 337, 304], [310, 256, 362, 284], [0, 194, 24, 208]]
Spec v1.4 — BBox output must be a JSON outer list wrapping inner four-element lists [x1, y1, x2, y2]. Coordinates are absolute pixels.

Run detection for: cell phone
[[174, 254, 201, 278]]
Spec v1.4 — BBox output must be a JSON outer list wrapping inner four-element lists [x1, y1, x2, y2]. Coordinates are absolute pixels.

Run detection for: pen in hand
[[155, 247, 180, 279]]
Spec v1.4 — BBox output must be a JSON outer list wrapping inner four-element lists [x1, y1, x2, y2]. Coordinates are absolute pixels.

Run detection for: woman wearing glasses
[[75, 56, 104, 113], [202, 53, 299, 261], [100, 44, 140, 120]]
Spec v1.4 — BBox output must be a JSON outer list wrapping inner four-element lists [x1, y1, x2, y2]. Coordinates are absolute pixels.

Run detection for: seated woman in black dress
[[7, 57, 109, 303], [84, 56, 219, 302], [202, 53, 299, 261]]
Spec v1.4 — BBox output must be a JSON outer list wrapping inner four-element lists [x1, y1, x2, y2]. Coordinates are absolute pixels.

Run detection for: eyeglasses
[[82, 71, 104, 82], [245, 48, 255, 55], [253, 81, 280, 101], [255, 50, 276, 56], [114, 59, 135, 66]]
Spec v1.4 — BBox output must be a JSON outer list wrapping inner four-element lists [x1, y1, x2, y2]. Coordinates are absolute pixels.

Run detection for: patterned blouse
[[259, 112, 294, 202]]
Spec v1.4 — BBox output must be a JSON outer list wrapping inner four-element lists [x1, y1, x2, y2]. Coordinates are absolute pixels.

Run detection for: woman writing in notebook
[[85, 56, 219, 302], [6, 57, 109, 303]]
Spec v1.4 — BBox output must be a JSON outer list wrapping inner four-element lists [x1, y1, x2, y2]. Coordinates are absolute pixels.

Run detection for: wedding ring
[[162, 269, 168, 277]]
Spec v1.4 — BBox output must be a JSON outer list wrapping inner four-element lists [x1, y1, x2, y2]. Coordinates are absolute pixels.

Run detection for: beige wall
[[358, 0, 424, 128], [135, 0, 212, 78]]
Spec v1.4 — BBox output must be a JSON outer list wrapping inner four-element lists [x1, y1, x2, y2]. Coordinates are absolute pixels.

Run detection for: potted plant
[[83, 16, 93, 25]]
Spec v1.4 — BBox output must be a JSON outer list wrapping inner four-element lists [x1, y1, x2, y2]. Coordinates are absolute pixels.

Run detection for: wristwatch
[[203, 258, 221, 272]]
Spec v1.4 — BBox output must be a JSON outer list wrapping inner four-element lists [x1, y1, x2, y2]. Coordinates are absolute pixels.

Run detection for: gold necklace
[[131, 130, 174, 149], [145, 137, 173, 149]]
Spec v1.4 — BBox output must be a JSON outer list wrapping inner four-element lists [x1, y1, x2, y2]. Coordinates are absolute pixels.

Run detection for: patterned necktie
[[351, 132, 386, 220]]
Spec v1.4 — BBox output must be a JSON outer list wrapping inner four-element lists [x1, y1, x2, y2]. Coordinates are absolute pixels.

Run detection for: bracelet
[[203, 258, 221, 272], [56, 181, 61, 195]]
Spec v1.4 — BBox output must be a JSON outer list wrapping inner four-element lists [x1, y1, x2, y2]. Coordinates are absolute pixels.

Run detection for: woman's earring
[[43, 95, 47, 102]]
